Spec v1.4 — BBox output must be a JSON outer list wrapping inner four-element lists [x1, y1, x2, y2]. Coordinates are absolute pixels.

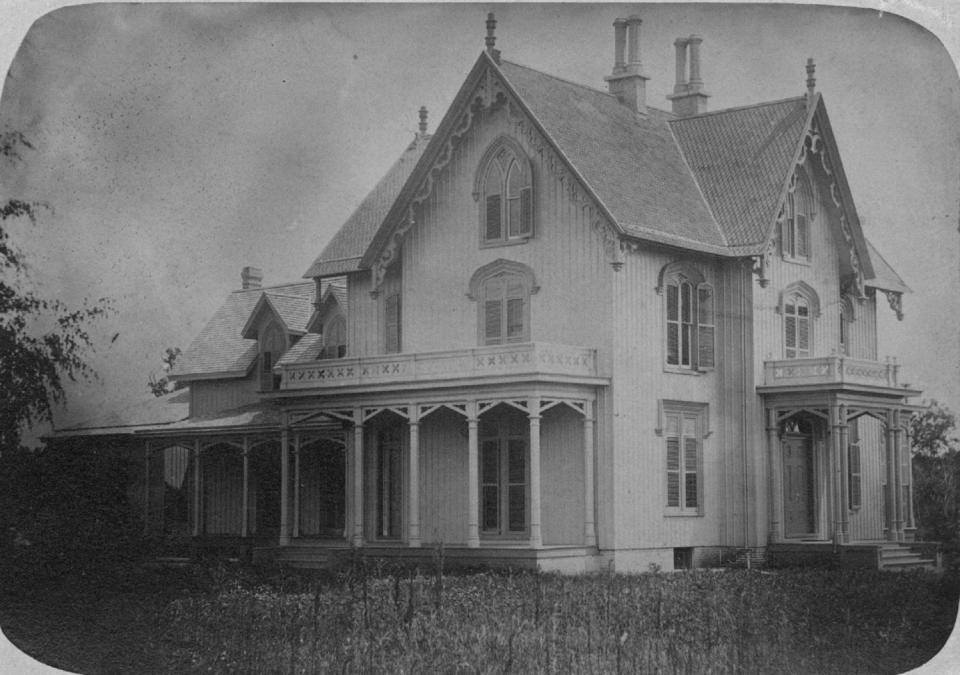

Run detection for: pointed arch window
[[779, 282, 821, 359], [781, 167, 816, 260], [660, 262, 715, 370], [839, 295, 855, 356], [468, 259, 539, 346], [476, 137, 534, 245], [321, 314, 346, 360]]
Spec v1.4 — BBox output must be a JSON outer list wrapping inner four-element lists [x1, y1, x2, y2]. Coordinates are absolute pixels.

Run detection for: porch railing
[[762, 356, 904, 390], [280, 342, 599, 391]]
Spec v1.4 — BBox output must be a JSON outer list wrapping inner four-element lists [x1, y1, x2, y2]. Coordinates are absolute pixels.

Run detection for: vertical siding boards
[[540, 405, 585, 546], [191, 376, 259, 417], [202, 444, 243, 534], [850, 293, 878, 360], [419, 409, 468, 545], [399, 105, 612, 357], [849, 415, 885, 540]]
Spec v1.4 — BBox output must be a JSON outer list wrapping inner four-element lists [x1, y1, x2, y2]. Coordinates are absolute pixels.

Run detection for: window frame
[[659, 262, 715, 372], [384, 292, 401, 354], [478, 410, 529, 539], [848, 420, 862, 511], [658, 400, 708, 517], [467, 260, 539, 347], [778, 282, 821, 360], [475, 137, 535, 247], [320, 313, 347, 360], [781, 167, 816, 262], [259, 321, 287, 391]]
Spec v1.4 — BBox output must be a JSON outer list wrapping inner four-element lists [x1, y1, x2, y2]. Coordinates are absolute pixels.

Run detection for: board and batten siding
[[847, 415, 886, 540], [392, 104, 614, 362], [609, 246, 755, 560], [540, 404, 586, 546], [190, 375, 260, 417]]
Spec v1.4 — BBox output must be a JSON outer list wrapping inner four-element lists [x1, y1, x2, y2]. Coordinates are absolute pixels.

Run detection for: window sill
[[781, 254, 811, 266], [663, 366, 710, 376], [663, 510, 704, 518], [480, 236, 532, 249]]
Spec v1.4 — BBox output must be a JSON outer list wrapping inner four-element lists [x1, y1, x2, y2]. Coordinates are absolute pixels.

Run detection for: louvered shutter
[[697, 285, 715, 369], [666, 435, 680, 507], [848, 443, 862, 509], [684, 436, 699, 509], [796, 214, 809, 258], [385, 294, 401, 353], [484, 299, 502, 344], [486, 194, 502, 240], [666, 284, 679, 365], [519, 187, 532, 236]]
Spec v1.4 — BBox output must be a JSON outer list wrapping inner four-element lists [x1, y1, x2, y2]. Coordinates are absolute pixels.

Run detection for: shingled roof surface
[[498, 60, 726, 250], [263, 289, 314, 333], [669, 97, 809, 248], [174, 281, 314, 378], [52, 387, 191, 436], [303, 136, 430, 278]]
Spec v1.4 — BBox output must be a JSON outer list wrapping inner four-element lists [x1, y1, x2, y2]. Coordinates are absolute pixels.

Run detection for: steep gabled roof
[[865, 239, 910, 293], [173, 281, 314, 380], [669, 96, 810, 249], [303, 136, 430, 278], [497, 60, 725, 251], [240, 287, 315, 339]]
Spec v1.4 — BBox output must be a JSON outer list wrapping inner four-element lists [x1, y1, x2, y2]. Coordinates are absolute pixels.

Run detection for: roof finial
[[485, 12, 501, 64], [806, 57, 817, 101], [418, 106, 428, 136]]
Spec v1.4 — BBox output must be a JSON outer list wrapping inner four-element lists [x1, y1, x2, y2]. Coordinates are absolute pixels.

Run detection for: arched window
[[778, 282, 820, 359], [321, 314, 347, 360], [659, 262, 715, 370], [476, 137, 533, 244], [782, 167, 817, 260], [260, 322, 286, 391], [468, 259, 539, 346]]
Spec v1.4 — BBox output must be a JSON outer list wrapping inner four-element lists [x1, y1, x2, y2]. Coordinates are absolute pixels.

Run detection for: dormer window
[[781, 168, 816, 261], [259, 322, 286, 391], [476, 137, 533, 245], [321, 314, 347, 360]]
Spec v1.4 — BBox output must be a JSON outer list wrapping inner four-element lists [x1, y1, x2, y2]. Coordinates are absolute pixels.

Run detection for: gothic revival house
[[54, 15, 931, 571]]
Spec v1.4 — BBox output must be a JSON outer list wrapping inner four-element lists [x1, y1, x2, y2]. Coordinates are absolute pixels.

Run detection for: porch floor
[[767, 540, 940, 571]]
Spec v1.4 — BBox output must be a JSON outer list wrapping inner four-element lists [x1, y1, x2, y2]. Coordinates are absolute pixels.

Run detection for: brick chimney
[[666, 35, 710, 116], [604, 16, 650, 115], [241, 266, 263, 290]]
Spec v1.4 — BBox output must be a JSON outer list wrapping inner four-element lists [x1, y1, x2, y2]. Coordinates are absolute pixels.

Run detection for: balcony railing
[[280, 342, 600, 391], [762, 356, 907, 391]]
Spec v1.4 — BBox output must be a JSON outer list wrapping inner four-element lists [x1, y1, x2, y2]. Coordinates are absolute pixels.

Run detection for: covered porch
[[758, 355, 928, 569]]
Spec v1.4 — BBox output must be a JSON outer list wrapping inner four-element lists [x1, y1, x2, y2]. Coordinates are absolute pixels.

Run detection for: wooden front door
[[782, 434, 815, 537]]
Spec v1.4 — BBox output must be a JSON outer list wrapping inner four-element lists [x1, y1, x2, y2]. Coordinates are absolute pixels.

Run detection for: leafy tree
[[910, 401, 960, 545], [0, 130, 111, 450], [148, 346, 184, 397]]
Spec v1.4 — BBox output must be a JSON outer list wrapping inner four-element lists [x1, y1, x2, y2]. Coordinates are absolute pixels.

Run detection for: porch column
[[528, 397, 543, 549], [583, 402, 596, 548], [829, 404, 843, 545], [292, 434, 301, 539], [352, 409, 364, 546], [766, 409, 783, 542], [279, 428, 290, 545], [192, 439, 201, 537], [241, 438, 250, 538], [466, 401, 480, 548], [143, 441, 151, 535], [408, 409, 421, 548], [892, 408, 905, 541], [885, 410, 897, 541], [838, 405, 850, 543]]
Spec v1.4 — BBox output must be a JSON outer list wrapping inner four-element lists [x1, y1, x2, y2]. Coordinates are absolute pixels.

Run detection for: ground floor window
[[147, 444, 193, 536], [298, 440, 345, 538], [848, 422, 861, 511], [480, 407, 528, 536], [661, 401, 707, 515]]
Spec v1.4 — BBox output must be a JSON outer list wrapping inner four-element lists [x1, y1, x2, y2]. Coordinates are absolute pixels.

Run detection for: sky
[[1, 1, 958, 436]]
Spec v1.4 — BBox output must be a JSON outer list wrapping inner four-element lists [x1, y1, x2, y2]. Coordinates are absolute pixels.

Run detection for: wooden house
[[53, 14, 932, 572]]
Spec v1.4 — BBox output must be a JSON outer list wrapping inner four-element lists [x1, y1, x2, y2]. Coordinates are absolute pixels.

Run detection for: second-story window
[[384, 293, 401, 354], [660, 262, 714, 371], [321, 314, 346, 359], [784, 294, 811, 359], [468, 259, 539, 347], [782, 167, 816, 261], [477, 138, 533, 245]]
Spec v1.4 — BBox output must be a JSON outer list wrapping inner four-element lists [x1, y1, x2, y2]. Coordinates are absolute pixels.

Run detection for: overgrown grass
[[153, 565, 958, 674]]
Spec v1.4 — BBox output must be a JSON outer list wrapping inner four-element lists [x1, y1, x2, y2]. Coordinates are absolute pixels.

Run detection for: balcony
[[760, 356, 918, 397], [279, 342, 603, 393]]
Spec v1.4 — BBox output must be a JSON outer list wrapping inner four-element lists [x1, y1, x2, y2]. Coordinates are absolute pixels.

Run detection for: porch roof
[[49, 388, 281, 439]]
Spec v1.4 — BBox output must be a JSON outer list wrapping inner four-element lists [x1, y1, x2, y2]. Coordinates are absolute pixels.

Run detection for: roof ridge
[[230, 280, 313, 294], [669, 95, 806, 122]]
